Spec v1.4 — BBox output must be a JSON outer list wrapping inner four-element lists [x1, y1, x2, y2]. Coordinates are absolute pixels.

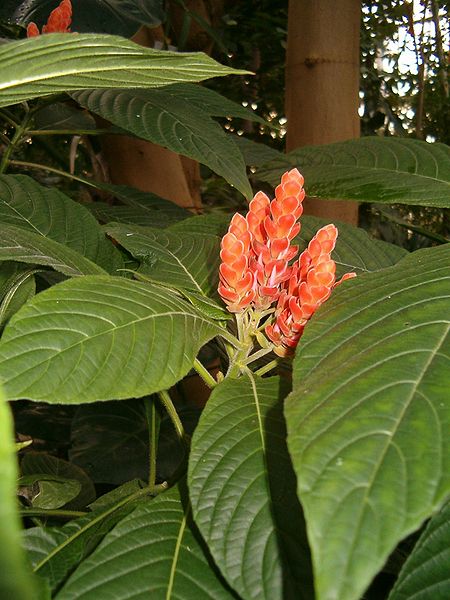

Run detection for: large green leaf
[[23, 501, 136, 593], [257, 138, 450, 207], [105, 223, 220, 295], [2, 0, 165, 37], [285, 244, 450, 600], [0, 275, 222, 403], [0, 223, 107, 276], [21, 452, 96, 510], [71, 87, 252, 198], [0, 33, 247, 108], [0, 383, 36, 599], [0, 261, 36, 329], [388, 500, 450, 600], [56, 485, 235, 599], [0, 174, 123, 273], [189, 375, 313, 600]]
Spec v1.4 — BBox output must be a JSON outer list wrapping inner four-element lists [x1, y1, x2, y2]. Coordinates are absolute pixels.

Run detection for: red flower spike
[[27, 0, 72, 37], [218, 214, 256, 312], [266, 224, 356, 355]]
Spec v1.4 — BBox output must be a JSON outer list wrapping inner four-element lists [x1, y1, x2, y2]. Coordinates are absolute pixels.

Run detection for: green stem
[[27, 128, 112, 136], [0, 109, 20, 129], [157, 390, 188, 446], [254, 358, 279, 377], [144, 397, 160, 490], [9, 159, 91, 185], [243, 346, 275, 365], [192, 358, 217, 388], [0, 113, 31, 174], [21, 508, 87, 519]]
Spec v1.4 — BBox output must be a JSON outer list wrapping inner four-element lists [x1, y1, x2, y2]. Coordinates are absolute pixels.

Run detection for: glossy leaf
[[0, 174, 123, 273], [0, 275, 222, 403], [0, 262, 36, 329], [19, 474, 81, 510], [72, 87, 252, 198], [388, 500, 450, 600], [189, 374, 313, 600], [0, 383, 36, 599], [285, 244, 450, 600], [105, 223, 220, 295], [0, 223, 107, 276], [257, 137, 450, 207], [21, 452, 95, 510], [0, 33, 248, 108], [87, 179, 189, 225], [23, 502, 136, 593], [56, 485, 235, 599]]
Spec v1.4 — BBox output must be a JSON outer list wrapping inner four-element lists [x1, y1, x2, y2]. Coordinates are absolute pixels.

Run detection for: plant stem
[[9, 159, 92, 185], [20, 508, 87, 519], [254, 358, 279, 377], [243, 346, 274, 365], [27, 128, 112, 136], [144, 397, 160, 491], [157, 390, 188, 446], [0, 111, 31, 174], [192, 358, 217, 388]]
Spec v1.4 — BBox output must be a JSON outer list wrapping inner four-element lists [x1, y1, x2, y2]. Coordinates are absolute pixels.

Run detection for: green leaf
[[257, 137, 450, 207], [72, 87, 252, 198], [0, 383, 36, 599], [0, 262, 36, 329], [388, 500, 450, 600], [23, 501, 136, 593], [0, 174, 123, 273], [0, 33, 248, 108], [69, 400, 149, 485], [285, 244, 450, 600], [105, 223, 220, 295], [233, 135, 284, 167], [296, 216, 408, 277], [85, 179, 189, 229], [0, 275, 223, 403], [56, 485, 235, 599], [0, 223, 107, 276], [189, 374, 313, 600], [21, 453, 95, 510], [161, 82, 268, 124], [19, 474, 81, 510]]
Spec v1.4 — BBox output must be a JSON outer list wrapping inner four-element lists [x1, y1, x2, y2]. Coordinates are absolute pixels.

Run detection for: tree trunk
[[285, 0, 360, 224]]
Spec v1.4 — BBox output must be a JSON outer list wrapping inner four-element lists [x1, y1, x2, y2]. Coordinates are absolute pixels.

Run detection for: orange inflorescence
[[27, 0, 72, 37], [218, 169, 356, 355]]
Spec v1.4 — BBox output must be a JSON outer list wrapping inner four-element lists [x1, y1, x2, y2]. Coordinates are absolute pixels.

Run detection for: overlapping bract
[[219, 170, 356, 356], [26, 0, 72, 37]]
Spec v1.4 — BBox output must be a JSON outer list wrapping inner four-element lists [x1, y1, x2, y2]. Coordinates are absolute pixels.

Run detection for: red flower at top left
[[27, 0, 72, 37]]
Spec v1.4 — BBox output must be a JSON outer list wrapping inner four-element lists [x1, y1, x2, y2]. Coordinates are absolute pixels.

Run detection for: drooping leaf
[[0, 33, 248, 108], [285, 244, 450, 600], [2, 0, 165, 37], [233, 135, 284, 167], [86, 180, 190, 228], [388, 500, 450, 600], [189, 374, 314, 600], [19, 474, 81, 510], [0, 262, 36, 329], [72, 87, 252, 198], [0, 275, 223, 403], [33, 101, 98, 131], [105, 223, 220, 295], [0, 383, 36, 599], [21, 452, 95, 510], [0, 223, 107, 276], [257, 137, 450, 207], [56, 485, 235, 599], [23, 501, 136, 593], [0, 174, 123, 273]]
